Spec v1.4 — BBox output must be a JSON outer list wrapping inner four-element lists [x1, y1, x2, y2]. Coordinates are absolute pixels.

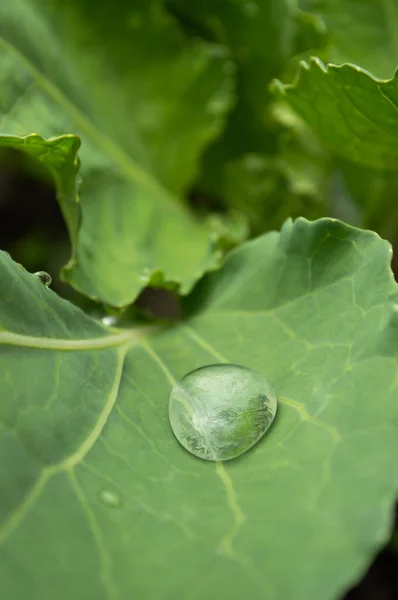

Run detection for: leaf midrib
[[0, 36, 170, 200], [0, 326, 154, 350]]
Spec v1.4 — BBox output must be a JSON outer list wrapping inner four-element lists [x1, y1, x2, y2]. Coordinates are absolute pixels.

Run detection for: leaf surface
[[274, 58, 398, 169], [1, 218, 398, 599], [300, 0, 398, 78], [0, 0, 234, 306]]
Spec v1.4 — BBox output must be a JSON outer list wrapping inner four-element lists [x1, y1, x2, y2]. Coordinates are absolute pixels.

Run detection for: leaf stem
[[0, 326, 155, 351]]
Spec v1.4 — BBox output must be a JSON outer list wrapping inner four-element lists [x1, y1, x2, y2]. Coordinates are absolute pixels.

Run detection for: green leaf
[[201, 151, 328, 234], [0, 0, 234, 306], [273, 58, 398, 169], [292, 8, 328, 58], [1, 217, 398, 600], [167, 0, 296, 207], [168, 0, 294, 117], [300, 0, 398, 78], [340, 160, 398, 245], [0, 134, 81, 246], [209, 104, 331, 233]]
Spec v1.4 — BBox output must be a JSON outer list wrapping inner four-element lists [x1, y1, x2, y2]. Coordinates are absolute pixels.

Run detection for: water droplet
[[98, 489, 123, 509], [33, 271, 52, 287], [101, 315, 118, 327], [139, 267, 152, 283], [169, 364, 277, 461]]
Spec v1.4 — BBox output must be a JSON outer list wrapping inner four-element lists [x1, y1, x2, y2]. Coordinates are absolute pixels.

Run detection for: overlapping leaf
[[0, 0, 234, 306], [300, 0, 398, 78], [1, 217, 398, 600], [273, 58, 398, 169]]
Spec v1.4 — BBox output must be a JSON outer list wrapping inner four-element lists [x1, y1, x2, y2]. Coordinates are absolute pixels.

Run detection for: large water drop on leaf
[[169, 364, 277, 461]]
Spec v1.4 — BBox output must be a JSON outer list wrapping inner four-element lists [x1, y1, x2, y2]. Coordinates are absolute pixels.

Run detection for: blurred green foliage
[[1, 0, 398, 292]]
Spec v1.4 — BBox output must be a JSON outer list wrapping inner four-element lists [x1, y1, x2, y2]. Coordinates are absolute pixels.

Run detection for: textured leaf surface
[[300, 0, 398, 78], [274, 58, 398, 169], [0, 0, 234, 306], [1, 218, 398, 600]]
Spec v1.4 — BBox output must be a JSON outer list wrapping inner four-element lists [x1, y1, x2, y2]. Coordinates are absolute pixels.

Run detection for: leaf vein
[[68, 469, 117, 599], [215, 461, 246, 556]]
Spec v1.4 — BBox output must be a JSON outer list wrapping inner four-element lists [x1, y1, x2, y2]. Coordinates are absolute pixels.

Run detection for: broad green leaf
[[273, 58, 398, 169], [299, 0, 398, 78], [0, 0, 234, 306], [1, 217, 398, 600]]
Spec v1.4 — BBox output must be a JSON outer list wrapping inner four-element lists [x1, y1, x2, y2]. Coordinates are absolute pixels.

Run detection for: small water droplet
[[101, 315, 118, 327], [33, 271, 52, 287], [98, 489, 123, 509], [139, 267, 152, 283], [169, 364, 277, 461]]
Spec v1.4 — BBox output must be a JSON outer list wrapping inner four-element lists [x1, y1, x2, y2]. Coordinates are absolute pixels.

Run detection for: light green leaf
[[273, 58, 398, 169], [300, 0, 398, 78], [1, 217, 398, 600], [0, 0, 234, 306]]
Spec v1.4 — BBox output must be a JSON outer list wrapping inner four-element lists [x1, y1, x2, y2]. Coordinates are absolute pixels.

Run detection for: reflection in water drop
[[98, 489, 123, 509], [33, 271, 52, 287], [169, 364, 277, 461]]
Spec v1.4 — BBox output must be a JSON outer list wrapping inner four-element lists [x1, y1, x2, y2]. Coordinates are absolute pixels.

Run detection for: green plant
[[1, 2, 398, 599]]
